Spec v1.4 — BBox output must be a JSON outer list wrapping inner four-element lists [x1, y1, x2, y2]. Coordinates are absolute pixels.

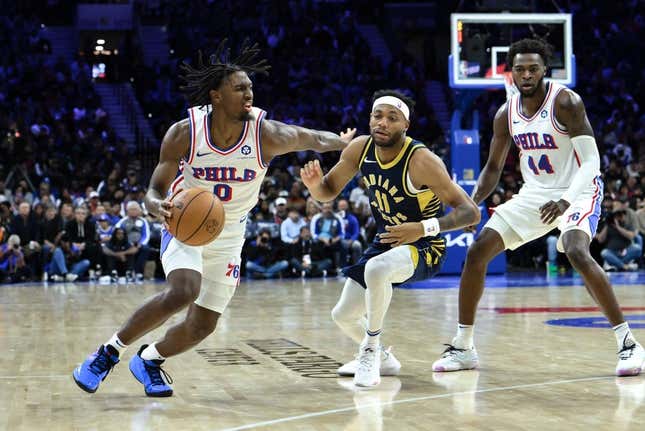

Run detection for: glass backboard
[[450, 13, 574, 89]]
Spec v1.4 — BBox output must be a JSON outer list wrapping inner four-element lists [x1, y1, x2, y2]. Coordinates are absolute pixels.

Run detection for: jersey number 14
[[527, 154, 554, 175]]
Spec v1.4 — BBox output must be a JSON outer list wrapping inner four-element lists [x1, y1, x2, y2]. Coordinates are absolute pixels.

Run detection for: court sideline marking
[[218, 375, 614, 431]]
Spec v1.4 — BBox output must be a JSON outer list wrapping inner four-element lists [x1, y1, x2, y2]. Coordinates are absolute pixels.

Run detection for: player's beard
[[519, 76, 544, 97], [239, 111, 254, 121], [372, 129, 405, 148]]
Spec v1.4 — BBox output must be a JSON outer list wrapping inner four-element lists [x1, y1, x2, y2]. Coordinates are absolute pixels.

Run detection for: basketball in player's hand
[[167, 188, 225, 246]]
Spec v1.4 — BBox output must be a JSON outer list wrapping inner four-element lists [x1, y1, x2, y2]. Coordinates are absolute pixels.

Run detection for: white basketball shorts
[[485, 178, 603, 252], [159, 222, 245, 313]]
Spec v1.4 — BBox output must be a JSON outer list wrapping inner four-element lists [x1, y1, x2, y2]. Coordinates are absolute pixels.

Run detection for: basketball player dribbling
[[301, 89, 480, 387], [73, 41, 356, 396], [432, 38, 645, 376]]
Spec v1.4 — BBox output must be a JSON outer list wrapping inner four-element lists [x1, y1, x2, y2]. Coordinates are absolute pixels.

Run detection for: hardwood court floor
[[1, 272, 645, 431]]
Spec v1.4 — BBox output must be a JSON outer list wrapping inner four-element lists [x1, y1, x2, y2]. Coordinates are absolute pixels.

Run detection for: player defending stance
[[73, 41, 356, 396], [432, 39, 645, 376], [301, 90, 480, 387]]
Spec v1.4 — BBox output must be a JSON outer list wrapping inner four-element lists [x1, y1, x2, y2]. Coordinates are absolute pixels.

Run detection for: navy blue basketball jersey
[[359, 136, 446, 265]]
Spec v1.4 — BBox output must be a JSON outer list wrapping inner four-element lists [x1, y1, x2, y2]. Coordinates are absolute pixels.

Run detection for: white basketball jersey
[[508, 82, 586, 190], [169, 105, 268, 225]]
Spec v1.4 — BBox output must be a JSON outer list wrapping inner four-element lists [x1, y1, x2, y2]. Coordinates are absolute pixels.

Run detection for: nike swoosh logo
[[512, 120, 520, 124], [196, 151, 211, 157], [363, 159, 377, 163]]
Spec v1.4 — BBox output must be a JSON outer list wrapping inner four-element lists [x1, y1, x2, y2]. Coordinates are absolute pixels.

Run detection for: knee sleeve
[[331, 278, 365, 323], [364, 246, 414, 286]]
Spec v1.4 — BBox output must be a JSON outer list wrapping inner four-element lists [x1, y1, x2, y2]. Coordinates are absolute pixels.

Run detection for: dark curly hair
[[506, 38, 553, 68]]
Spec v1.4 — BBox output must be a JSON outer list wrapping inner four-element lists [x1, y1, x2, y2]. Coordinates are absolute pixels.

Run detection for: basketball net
[[503, 72, 519, 101]]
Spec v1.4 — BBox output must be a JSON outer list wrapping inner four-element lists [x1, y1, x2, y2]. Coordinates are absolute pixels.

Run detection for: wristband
[[421, 218, 440, 237]]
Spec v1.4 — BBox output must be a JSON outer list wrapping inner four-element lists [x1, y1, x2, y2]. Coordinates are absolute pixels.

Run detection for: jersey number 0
[[213, 184, 232, 201]]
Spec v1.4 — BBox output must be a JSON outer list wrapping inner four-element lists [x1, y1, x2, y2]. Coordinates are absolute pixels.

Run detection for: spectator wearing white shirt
[[280, 208, 306, 245]]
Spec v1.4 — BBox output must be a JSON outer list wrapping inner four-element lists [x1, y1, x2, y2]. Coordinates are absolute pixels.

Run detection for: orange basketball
[[167, 188, 225, 246]]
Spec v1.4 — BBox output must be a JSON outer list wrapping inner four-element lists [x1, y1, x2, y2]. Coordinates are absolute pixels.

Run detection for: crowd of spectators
[[1, 1, 643, 282], [0, 181, 160, 283], [242, 193, 369, 279], [0, 10, 153, 282]]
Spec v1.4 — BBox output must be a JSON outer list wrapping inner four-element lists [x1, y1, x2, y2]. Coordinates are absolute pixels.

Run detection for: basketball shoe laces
[[359, 347, 377, 370], [89, 349, 117, 380], [618, 338, 636, 360], [440, 344, 467, 357], [144, 360, 174, 386]]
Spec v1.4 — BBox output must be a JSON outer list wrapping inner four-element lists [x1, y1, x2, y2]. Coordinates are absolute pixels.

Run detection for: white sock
[[104, 333, 128, 355], [613, 322, 635, 350], [140, 342, 165, 361], [453, 324, 474, 349], [362, 329, 381, 347]]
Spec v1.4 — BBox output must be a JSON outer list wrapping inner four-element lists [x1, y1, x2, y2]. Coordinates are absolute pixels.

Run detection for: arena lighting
[[95, 45, 104, 52], [97, 39, 105, 45]]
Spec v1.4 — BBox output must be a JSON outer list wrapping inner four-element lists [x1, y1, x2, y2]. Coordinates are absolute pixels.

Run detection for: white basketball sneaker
[[615, 339, 645, 377], [337, 346, 401, 376], [353, 344, 381, 387], [432, 344, 479, 372]]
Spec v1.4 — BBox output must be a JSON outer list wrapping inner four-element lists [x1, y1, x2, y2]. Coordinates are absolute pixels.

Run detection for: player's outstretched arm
[[300, 135, 368, 202], [379, 149, 480, 247], [261, 119, 355, 159], [144, 119, 190, 223], [471, 103, 513, 205]]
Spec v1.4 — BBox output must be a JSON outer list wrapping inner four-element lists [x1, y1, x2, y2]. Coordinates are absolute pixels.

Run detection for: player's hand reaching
[[340, 127, 357, 144], [150, 196, 174, 230], [539, 199, 570, 225], [379, 222, 425, 247], [300, 159, 324, 190]]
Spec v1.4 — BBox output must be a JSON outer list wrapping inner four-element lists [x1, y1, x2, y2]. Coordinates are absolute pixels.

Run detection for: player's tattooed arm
[[471, 103, 513, 205], [300, 135, 368, 202], [144, 119, 190, 224], [261, 119, 356, 160], [379, 149, 480, 247]]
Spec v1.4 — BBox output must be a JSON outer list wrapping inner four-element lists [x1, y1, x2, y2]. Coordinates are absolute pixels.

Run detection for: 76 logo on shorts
[[226, 263, 240, 279]]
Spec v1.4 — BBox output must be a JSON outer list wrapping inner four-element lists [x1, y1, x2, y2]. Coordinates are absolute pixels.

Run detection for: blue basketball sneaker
[[73, 345, 120, 393], [129, 345, 173, 397]]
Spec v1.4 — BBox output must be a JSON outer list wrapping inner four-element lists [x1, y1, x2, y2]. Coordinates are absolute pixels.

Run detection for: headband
[[372, 96, 410, 120]]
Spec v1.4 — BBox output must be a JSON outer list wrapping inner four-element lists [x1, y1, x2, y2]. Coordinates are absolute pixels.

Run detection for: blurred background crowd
[[1, 0, 643, 283]]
